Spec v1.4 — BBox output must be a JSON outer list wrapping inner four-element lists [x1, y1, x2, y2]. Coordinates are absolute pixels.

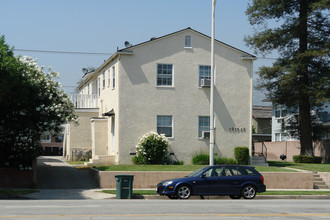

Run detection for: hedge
[[234, 147, 249, 165], [293, 155, 322, 163]]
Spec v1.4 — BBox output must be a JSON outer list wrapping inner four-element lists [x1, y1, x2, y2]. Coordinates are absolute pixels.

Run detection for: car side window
[[224, 168, 233, 176], [204, 167, 223, 177], [230, 167, 243, 176], [244, 167, 256, 175]]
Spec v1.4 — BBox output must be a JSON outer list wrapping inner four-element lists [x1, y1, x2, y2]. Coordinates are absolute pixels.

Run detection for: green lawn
[[102, 189, 330, 196], [95, 164, 291, 172], [268, 161, 330, 172]]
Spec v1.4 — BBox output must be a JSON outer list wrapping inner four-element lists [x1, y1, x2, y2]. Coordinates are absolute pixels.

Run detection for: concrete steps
[[251, 156, 269, 166], [313, 173, 328, 189], [84, 155, 115, 166]]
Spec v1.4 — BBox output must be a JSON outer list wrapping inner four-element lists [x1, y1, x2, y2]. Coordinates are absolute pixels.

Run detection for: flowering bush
[[132, 131, 170, 165], [0, 36, 77, 169]]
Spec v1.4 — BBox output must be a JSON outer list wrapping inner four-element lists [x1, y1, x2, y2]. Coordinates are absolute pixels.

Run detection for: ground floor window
[[198, 116, 210, 138], [157, 115, 173, 137]]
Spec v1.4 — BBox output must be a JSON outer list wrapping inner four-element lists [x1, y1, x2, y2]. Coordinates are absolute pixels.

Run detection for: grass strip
[[95, 165, 291, 172]]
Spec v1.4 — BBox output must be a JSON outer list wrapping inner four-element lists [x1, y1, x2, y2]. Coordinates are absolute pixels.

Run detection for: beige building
[[64, 28, 255, 165]]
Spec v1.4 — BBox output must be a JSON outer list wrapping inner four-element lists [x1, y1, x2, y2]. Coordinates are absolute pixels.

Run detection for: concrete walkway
[[36, 156, 98, 189], [25, 156, 115, 199]]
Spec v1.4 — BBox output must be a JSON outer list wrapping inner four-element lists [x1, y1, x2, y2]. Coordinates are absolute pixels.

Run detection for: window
[[40, 133, 51, 143], [112, 66, 115, 89], [157, 64, 173, 86], [107, 70, 110, 87], [97, 77, 100, 96], [198, 116, 210, 138], [199, 65, 211, 87], [185, 35, 192, 48], [102, 72, 105, 89], [157, 115, 173, 137], [275, 132, 288, 141], [275, 105, 287, 118]]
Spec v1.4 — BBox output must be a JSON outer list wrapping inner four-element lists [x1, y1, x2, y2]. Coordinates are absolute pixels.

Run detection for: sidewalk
[[23, 188, 330, 200]]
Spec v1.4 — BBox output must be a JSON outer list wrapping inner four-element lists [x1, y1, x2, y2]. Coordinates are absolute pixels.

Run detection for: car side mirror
[[201, 173, 206, 178]]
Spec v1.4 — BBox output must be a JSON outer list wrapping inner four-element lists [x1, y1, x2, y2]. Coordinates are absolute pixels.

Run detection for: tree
[[0, 36, 77, 169], [245, 0, 329, 156]]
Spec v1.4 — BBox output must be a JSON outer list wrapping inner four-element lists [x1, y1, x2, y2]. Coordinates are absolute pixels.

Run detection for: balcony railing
[[69, 94, 98, 109]]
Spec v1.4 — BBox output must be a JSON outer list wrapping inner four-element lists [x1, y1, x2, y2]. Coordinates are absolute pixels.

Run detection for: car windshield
[[186, 168, 205, 177]]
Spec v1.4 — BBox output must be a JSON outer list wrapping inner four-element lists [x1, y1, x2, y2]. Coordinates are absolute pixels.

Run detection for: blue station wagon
[[156, 165, 266, 199]]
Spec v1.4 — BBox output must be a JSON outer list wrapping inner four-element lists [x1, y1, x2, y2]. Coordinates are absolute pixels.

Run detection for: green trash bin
[[115, 174, 134, 199]]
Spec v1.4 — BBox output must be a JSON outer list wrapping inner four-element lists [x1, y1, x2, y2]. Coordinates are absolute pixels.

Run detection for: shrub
[[234, 147, 249, 165], [293, 155, 322, 163], [214, 157, 238, 165], [192, 152, 238, 165], [192, 153, 209, 165], [132, 131, 169, 165]]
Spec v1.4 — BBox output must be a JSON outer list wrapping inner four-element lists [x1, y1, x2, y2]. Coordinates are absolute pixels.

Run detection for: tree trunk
[[298, 0, 313, 156]]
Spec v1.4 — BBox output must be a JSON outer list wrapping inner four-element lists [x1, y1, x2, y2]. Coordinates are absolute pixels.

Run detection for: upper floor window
[[185, 36, 192, 48], [199, 65, 211, 87], [275, 105, 287, 118], [157, 64, 173, 86], [198, 116, 210, 138], [112, 66, 116, 89], [102, 71, 105, 89], [40, 133, 51, 143], [107, 69, 110, 87], [97, 77, 100, 96], [157, 115, 173, 137]]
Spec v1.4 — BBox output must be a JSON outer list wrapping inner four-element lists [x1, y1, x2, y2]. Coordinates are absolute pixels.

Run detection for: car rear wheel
[[176, 185, 191, 199], [241, 185, 256, 199], [229, 195, 242, 199]]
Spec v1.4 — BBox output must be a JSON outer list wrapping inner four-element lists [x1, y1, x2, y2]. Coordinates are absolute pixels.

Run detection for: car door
[[221, 166, 245, 194]]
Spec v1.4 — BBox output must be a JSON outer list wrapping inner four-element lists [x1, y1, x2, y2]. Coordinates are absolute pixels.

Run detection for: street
[[0, 199, 330, 219]]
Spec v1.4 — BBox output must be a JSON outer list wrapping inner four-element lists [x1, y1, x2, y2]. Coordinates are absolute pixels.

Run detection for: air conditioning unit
[[202, 131, 210, 139], [201, 79, 211, 87]]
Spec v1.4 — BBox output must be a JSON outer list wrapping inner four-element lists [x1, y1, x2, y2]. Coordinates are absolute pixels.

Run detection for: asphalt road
[[0, 199, 329, 219]]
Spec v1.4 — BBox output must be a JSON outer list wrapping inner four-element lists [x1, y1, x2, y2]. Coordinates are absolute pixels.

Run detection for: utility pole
[[210, 0, 216, 165]]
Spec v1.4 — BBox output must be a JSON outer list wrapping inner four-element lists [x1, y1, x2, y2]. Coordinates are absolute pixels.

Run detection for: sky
[[1, 0, 274, 105]]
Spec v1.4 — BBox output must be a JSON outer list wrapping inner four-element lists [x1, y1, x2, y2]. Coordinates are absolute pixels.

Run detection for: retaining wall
[[91, 169, 314, 189]]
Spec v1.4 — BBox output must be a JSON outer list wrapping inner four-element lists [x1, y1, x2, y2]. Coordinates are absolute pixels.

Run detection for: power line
[[13, 48, 113, 56]]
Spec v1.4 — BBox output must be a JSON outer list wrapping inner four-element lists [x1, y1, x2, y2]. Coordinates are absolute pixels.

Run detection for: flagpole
[[210, 0, 216, 165]]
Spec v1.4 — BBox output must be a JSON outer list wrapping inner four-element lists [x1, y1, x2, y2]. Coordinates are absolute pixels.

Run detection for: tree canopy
[[245, 0, 329, 156], [0, 36, 77, 169]]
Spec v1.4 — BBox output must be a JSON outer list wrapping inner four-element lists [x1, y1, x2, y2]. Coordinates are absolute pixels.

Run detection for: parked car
[[156, 165, 266, 199]]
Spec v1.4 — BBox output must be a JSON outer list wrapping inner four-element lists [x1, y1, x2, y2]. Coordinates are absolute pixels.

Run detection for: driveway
[[37, 156, 98, 189]]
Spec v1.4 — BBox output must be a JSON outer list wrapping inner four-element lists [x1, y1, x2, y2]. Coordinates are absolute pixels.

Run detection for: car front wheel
[[176, 185, 191, 199], [241, 185, 256, 199]]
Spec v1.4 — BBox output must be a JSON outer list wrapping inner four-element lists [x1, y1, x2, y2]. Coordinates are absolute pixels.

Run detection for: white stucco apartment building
[[65, 28, 256, 164]]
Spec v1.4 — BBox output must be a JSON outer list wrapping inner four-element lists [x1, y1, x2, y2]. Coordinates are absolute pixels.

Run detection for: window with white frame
[[40, 133, 51, 143], [275, 105, 287, 118], [107, 69, 110, 87], [185, 35, 192, 48], [157, 64, 173, 86], [97, 77, 100, 96], [102, 71, 105, 89], [198, 116, 210, 138], [199, 65, 211, 87], [112, 66, 115, 89], [275, 132, 288, 141], [157, 115, 173, 137]]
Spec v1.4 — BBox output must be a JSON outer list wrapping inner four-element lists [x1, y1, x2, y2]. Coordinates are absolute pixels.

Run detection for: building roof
[[118, 27, 256, 58], [78, 27, 256, 89], [252, 105, 272, 119]]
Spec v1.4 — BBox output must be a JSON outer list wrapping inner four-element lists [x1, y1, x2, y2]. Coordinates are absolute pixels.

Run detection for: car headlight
[[163, 181, 173, 186]]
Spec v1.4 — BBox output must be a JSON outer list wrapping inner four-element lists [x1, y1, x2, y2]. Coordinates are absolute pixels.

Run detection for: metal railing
[[261, 141, 268, 162], [69, 94, 98, 109]]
